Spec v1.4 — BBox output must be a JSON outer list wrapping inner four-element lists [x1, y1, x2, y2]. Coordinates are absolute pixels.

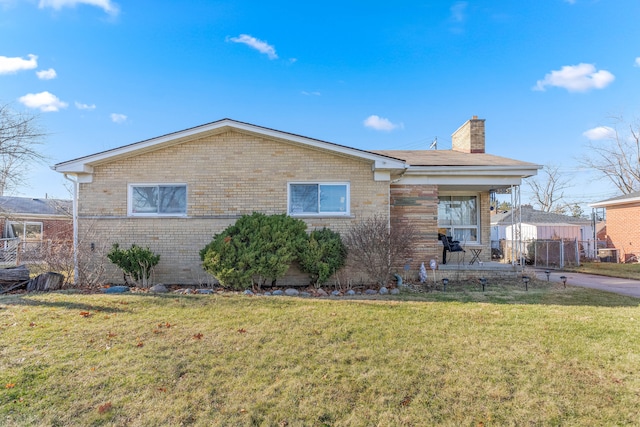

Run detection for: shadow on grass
[[0, 293, 130, 313]]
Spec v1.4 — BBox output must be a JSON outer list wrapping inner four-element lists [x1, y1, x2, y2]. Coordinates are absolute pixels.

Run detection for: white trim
[[6, 220, 44, 241], [287, 182, 351, 217], [127, 183, 188, 217]]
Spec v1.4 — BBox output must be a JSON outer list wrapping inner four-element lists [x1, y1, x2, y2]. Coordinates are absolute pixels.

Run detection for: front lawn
[[565, 261, 640, 280], [1, 283, 640, 426]]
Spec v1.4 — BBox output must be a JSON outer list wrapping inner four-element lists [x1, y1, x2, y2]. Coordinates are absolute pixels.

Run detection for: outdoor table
[[469, 248, 482, 265]]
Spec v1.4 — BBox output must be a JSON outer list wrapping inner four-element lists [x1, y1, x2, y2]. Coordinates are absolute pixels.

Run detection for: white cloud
[[75, 101, 96, 110], [228, 34, 278, 59], [0, 54, 38, 74], [564, 0, 576, 4], [36, 68, 57, 80], [38, 0, 119, 15], [18, 91, 68, 112], [301, 91, 321, 96], [534, 63, 615, 92], [450, 1, 468, 23], [363, 115, 403, 132], [110, 113, 127, 123], [634, 57, 640, 67], [583, 126, 616, 140]]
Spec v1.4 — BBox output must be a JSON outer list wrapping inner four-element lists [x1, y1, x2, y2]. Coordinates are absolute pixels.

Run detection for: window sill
[[289, 214, 354, 219]]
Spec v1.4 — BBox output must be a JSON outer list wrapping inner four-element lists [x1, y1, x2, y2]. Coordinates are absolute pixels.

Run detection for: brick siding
[[602, 202, 640, 262], [78, 130, 389, 284]]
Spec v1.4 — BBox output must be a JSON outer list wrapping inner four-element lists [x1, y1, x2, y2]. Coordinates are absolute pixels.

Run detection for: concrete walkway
[[533, 269, 640, 298]]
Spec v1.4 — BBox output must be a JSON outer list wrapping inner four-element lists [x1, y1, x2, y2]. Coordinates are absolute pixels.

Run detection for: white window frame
[[437, 193, 480, 244], [287, 182, 350, 217], [6, 221, 43, 241], [128, 183, 188, 217]]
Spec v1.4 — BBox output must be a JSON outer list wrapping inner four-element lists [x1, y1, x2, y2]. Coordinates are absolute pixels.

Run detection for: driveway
[[534, 269, 640, 298]]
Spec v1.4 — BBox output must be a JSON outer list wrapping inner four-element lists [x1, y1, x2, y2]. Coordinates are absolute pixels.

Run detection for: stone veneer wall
[[77, 130, 389, 285]]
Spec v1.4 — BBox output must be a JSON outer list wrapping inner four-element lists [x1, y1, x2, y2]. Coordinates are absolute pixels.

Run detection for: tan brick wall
[[602, 202, 640, 262], [451, 117, 485, 154], [77, 130, 389, 285]]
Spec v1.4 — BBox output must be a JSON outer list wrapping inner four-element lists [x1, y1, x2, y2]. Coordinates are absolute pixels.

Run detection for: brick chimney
[[451, 115, 485, 153]]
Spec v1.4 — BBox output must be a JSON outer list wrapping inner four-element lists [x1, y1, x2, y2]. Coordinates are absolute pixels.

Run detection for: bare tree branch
[[527, 164, 573, 213], [579, 115, 640, 195], [0, 103, 48, 195]]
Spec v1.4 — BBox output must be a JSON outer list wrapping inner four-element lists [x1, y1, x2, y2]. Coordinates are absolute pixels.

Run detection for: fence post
[[575, 238, 580, 267], [559, 240, 564, 269]]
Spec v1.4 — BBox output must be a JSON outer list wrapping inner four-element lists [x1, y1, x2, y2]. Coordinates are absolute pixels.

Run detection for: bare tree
[[579, 115, 640, 195], [527, 164, 573, 213], [344, 214, 417, 286], [0, 103, 47, 195]]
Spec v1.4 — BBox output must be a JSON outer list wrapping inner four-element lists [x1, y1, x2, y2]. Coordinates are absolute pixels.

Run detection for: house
[[0, 196, 73, 264], [491, 205, 594, 243], [591, 191, 640, 263], [53, 116, 540, 285]]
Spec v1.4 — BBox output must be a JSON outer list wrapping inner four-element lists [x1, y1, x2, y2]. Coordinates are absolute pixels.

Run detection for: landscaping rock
[[379, 287, 389, 295], [150, 284, 169, 293], [284, 288, 299, 296], [197, 289, 214, 294], [263, 292, 272, 296], [103, 286, 129, 294], [346, 290, 356, 296], [364, 289, 378, 295], [331, 290, 341, 296], [272, 290, 284, 296], [316, 288, 329, 297], [390, 288, 400, 295], [243, 289, 254, 295]]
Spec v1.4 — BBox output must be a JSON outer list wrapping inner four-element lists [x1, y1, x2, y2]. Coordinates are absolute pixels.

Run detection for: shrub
[[107, 243, 160, 288], [344, 215, 417, 286], [299, 227, 348, 288], [200, 212, 308, 290]]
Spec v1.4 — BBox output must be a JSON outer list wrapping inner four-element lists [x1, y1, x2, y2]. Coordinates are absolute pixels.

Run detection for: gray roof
[[491, 205, 591, 226], [0, 196, 72, 217], [591, 190, 640, 207]]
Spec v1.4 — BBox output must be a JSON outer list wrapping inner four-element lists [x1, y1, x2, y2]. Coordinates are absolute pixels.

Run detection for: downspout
[[63, 174, 79, 285]]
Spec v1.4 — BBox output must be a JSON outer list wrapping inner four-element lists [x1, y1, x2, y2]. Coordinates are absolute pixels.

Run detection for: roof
[[491, 205, 591, 226], [0, 196, 72, 217], [53, 118, 407, 176], [590, 190, 640, 208], [52, 118, 540, 189], [371, 150, 537, 168]]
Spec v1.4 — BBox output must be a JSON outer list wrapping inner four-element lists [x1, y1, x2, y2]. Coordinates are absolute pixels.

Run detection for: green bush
[[107, 243, 160, 288], [299, 227, 347, 288], [200, 213, 308, 290]]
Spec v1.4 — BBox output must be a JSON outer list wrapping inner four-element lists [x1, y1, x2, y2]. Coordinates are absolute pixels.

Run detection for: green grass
[[564, 262, 640, 280], [1, 282, 640, 426]]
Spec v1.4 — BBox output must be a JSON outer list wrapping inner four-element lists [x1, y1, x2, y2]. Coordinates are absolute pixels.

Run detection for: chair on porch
[[438, 233, 465, 265]]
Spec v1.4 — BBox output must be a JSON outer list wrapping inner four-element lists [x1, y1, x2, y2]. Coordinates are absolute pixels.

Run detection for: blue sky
[[1, 0, 639, 208]]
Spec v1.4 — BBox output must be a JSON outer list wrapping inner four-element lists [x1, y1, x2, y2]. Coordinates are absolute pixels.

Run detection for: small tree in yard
[[344, 215, 417, 286], [107, 243, 160, 288], [298, 227, 347, 288], [200, 212, 308, 290]]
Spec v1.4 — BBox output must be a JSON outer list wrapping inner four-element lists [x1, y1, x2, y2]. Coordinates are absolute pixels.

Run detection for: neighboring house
[[0, 196, 73, 264], [53, 116, 540, 285], [491, 205, 594, 243], [591, 191, 640, 263]]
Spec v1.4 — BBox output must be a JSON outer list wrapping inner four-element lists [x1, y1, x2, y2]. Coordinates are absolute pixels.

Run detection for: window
[[6, 221, 43, 241], [288, 183, 349, 216], [438, 195, 478, 243], [129, 184, 187, 216]]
